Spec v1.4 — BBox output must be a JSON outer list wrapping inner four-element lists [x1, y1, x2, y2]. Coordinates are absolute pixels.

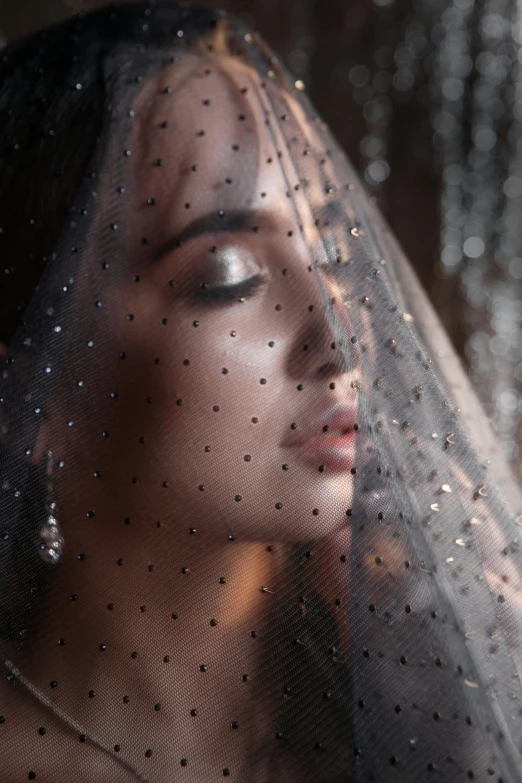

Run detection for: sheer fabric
[[1, 3, 522, 781]]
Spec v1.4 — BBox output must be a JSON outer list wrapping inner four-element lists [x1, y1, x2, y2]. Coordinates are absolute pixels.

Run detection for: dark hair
[[0, 22, 108, 345]]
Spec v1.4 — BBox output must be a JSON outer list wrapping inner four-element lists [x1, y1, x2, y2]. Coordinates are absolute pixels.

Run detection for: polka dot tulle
[[0, 2, 521, 781]]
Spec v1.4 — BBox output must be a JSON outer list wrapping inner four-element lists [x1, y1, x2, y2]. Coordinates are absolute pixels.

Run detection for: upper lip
[[282, 400, 358, 447]]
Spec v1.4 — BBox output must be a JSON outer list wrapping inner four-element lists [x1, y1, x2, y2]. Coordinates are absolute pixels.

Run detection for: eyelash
[[195, 274, 266, 303]]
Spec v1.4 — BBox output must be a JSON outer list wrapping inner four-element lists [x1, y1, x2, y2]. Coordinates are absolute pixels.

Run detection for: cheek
[[121, 278, 282, 422], [139, 317, 281, 457], [95, 287, 278, 469], [75, 287, 353, 542]]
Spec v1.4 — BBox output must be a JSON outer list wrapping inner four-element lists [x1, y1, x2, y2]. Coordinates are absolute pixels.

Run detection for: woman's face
[[49, 55, 359, 543]]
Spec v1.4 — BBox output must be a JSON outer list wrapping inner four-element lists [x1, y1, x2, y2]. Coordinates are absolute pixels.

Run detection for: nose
[[284, 261, 360, 387]]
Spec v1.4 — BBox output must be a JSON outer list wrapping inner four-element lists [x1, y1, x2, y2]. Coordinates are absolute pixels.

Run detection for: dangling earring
[[38, 449, 64, 564]]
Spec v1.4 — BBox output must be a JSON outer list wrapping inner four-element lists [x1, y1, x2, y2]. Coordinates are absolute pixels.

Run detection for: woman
[[1, 2, 522, 781]]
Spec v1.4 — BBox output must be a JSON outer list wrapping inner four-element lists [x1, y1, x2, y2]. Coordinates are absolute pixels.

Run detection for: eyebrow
[[153, 209, 278, 262], [152, 199, 352, 262]]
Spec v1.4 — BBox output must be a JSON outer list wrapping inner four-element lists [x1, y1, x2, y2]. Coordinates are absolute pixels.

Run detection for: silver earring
[[38, 449, 64, 564]]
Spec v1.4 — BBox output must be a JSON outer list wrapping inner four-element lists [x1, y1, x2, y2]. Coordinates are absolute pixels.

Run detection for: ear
[[0, 341, 6, 359]]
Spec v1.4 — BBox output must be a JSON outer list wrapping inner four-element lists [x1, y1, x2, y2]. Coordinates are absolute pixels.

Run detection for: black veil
[[1, 3, 522, 781]]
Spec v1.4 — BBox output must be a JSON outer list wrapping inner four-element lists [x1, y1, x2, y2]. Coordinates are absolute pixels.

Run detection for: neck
[[10, 511, 283, 779]]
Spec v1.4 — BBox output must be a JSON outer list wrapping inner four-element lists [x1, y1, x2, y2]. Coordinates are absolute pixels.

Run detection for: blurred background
[[2, 0, 522, 479]]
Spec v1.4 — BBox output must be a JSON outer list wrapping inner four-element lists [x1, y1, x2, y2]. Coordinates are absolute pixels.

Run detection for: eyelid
[[196, 240, 266, 281], [193, 272, 268, 304]]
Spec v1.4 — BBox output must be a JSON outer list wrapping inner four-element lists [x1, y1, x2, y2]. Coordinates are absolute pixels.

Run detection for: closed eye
[[194, 273, 267, 304]]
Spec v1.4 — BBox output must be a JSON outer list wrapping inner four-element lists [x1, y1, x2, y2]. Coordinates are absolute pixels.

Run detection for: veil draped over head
[[2, 3, 522, 781]]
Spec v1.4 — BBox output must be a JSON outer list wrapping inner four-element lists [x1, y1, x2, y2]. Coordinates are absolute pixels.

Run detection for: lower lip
[[289, 433, 356, 471]]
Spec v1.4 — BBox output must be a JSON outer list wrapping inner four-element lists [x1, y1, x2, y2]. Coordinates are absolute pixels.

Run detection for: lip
[[282, 400, 358, 471]]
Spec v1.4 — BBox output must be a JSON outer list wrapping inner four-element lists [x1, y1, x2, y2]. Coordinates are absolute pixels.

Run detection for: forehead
[[130, 56, 343, 238], [131, 57, 280, 215]]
